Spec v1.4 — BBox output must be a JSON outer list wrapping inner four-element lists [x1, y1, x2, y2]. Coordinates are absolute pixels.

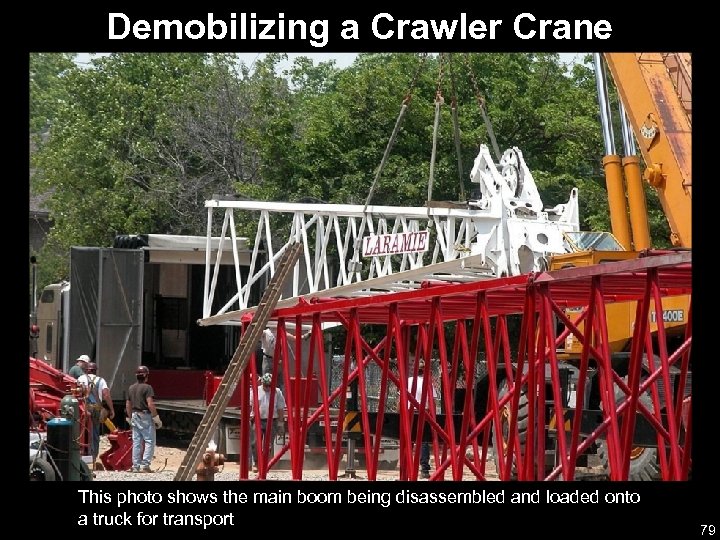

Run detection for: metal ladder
[[173, 242, 302, 481]]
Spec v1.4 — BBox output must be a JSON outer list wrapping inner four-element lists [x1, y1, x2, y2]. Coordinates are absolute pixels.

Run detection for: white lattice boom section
[[200, 145, 580, 327]]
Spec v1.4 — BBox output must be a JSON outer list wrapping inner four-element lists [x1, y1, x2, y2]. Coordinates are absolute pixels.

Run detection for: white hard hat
[[77, 354, 91, 363]]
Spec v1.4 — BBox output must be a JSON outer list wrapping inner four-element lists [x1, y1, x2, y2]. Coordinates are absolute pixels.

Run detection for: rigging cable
[[463, 53, 501, 162], [349, 53, 429, 274], [427, 53, 445, 204], [448, 54, 465, 201]]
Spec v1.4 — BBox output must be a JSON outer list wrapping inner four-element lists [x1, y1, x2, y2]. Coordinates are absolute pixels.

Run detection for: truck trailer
[[34, 234, 257, 428]]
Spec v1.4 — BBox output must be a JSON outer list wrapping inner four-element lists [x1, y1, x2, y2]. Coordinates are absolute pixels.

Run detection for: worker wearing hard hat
[[78, 362, 114, 469], [69, 354, 90, 379], [125, 366, 162, 473]]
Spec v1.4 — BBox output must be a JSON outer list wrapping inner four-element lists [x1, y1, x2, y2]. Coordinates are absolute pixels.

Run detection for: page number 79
[[701, 525, 716, 535]]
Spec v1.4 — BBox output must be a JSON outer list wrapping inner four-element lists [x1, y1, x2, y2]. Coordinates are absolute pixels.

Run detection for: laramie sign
[[362, 230, 429, 257]]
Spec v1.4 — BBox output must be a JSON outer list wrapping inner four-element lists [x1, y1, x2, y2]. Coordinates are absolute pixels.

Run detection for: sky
[[235, 52, 586, 72], [75, 52, 586, 72], [234, 52, 358, 71], [74, 52, 358, 70]]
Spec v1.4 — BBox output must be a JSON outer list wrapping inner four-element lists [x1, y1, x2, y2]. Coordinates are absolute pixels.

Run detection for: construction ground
[[92, 433, 611, 481]]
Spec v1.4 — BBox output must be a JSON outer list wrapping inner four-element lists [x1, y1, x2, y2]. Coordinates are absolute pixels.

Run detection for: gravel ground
[[92, 433, 495, 482], [92, 435, 606, 482], [93, 469, 404, 481]]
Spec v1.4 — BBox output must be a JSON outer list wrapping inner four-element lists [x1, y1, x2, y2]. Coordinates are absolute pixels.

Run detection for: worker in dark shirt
[[69, 354, 89, 379], [125, 365, 162, 473]]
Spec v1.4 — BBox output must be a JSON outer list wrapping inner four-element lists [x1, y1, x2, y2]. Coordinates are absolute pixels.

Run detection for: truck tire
[[29, 457, 56, 481], [597, 379, 660, 481], [492, 379, 557, 480], [492, 379, 529, 479]]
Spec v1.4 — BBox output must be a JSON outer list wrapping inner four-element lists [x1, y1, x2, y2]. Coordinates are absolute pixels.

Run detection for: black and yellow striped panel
[[343, 411, 362, 433]]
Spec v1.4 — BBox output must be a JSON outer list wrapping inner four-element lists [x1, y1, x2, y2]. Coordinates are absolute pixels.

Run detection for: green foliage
[[29, 53, 77, 137], [32, 53, 212, 283]]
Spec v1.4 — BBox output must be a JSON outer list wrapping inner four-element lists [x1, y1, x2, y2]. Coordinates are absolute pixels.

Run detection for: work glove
[[153, 415, 163, 429]]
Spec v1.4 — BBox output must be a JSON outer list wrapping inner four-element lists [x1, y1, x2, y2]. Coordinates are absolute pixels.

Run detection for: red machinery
[[30, 357, 88, 438], [30, 357, 133, 470], [99, 420, 134, 471]]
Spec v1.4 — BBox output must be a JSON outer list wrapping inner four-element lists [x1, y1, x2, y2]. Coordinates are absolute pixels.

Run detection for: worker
[[249, 373, 286, 473], [125, 365, 162, 473], [406, 359, 438, 479], [69, 354, 90, 379], [260, 325, 310, 391], [78, 362, 115, 468]]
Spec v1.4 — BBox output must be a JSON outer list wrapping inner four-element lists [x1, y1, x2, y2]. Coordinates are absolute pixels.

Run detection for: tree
[[32, 53, 213, 284], [30, 53, 77, 138], [272, 53, 608, 218], [30, 53, 79, 287]]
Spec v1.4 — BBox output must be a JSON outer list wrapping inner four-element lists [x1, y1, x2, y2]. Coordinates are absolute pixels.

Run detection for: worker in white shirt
[[407, 359, 438, 479], [249, 373, 286, 473]]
